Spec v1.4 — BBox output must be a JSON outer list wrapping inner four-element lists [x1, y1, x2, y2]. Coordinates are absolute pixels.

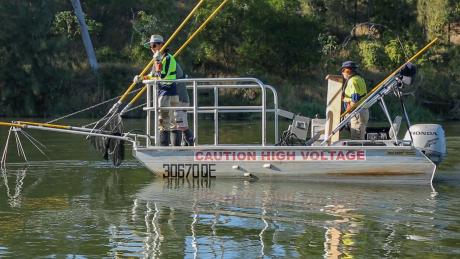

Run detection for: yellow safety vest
[[144, 53, 177, 81], [161, 53, 177, 80], [343, 75, 367, 103]]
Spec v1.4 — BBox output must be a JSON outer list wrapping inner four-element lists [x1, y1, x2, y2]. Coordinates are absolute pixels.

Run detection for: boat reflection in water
[[106, 178, 438, 258]]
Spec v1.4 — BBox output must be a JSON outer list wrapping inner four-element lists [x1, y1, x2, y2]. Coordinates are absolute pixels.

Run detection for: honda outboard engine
[[404, 124, 447, 164]]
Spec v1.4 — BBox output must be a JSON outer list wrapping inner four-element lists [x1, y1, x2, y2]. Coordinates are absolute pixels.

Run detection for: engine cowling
[[404, 124, 447, 165]]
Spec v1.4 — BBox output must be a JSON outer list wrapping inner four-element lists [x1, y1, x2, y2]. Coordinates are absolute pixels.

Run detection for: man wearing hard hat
[[341, 61, 369, 140], [134, 34, 180, 146]]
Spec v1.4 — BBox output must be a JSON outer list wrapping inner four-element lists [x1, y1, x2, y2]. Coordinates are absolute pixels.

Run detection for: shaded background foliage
[[0, 0, 459, 121]]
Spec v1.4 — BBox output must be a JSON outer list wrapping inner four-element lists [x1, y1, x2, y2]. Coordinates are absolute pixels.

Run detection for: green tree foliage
[[384, 39, 417, 65], [370, 0, 418, 34], [0, 0, 459, 120], [358, 40, 386, 70], [0, 1, 65, 116], [418, 0, 450, 40], [52, 11, 102, 40], [186, 0, 320, 78]]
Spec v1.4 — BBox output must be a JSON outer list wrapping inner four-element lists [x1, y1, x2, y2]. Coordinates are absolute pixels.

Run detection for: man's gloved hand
[[133, 75, 142, 84], [154, 61, 162, 75], [153, 51, 163, 62]]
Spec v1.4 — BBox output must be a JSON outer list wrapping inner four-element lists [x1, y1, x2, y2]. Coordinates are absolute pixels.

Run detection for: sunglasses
[[150, 43, 162, 48]]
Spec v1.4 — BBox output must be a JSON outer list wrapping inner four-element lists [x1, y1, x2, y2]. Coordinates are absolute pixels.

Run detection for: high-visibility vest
[[343, 75, 367, 103], [161, 53, 177, 80]]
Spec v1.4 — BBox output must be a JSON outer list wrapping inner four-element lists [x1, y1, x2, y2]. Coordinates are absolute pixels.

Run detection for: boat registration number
[[162, 163, 216, 178]]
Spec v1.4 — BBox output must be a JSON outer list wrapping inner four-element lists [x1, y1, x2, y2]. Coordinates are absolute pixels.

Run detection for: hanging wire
[[13, 129, 27, 161], [20, 130, 48, 157], [0, 87, 144, 168], [47, 87, 143, 124], [1, 126, 50, 169], [1, 127, 13, 170], [82, 102, 146, 128], [397, 36, 410, 60]]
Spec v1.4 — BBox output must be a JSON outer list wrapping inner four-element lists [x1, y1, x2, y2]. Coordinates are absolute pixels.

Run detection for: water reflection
[[0, 166, 456, 258], [1, 168, 27, 208], [126, 178, 439, 258], [323, 204, 362, 259], [144, 201, 161, 258], [0, 120, 458, 257]]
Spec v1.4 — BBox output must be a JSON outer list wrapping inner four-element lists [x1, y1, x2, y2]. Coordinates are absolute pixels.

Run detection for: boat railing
[[143, 78, 279, 147]]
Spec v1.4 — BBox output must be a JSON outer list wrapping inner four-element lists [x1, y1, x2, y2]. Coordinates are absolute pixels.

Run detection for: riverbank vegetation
[[1, 0, 459, 121]]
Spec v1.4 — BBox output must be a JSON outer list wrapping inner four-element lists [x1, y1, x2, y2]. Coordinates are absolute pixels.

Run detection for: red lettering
[[329, 151, 336, 160], [286, 151, 296, 160], [276, 151, 285, 160], [310, 152, 319, 160], [198, 150, 364, 162], [346, 151, 356, 160], [261, 151, 270, 160], [337, 151, 345, 160], [357, 150, 365, 160], [301, 151, 309, 160], [223, 151, 231, 160], [213, 152, 222, 161], [237, 152, 246, 160], [247, 152, 256, 161], [321, 152, 328, 160]]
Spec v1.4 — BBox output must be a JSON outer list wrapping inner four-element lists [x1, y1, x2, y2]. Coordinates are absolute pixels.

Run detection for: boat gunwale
[[134, 144, 417, 151]]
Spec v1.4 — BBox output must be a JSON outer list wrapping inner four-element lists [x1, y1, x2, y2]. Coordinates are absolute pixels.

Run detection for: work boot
[[160, 131, 170, 146], [183, 129, 194, 146], [171, 130, 182, 146]]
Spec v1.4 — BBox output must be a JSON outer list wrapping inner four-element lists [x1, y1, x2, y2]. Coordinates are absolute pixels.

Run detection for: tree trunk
[[71, 0, 99, 72]]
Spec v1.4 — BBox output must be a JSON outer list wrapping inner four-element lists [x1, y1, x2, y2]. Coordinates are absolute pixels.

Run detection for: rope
[[126, 103, 146, 113], [1, 128, 12, 170], [46, 87, 143, 124], [82, 102, 146, 128]]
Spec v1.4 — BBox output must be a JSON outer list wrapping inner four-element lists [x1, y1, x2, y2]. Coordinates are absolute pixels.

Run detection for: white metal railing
[[143, 78, 279, 147]]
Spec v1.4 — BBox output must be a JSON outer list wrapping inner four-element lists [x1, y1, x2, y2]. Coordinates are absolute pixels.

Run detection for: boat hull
[[133, 146, 436, 184]]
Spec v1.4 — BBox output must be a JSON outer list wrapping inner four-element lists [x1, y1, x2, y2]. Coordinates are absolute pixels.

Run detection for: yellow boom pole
[[107, 0, 206, 114], [0, 120, 101, 133], [340, 37, 439, 119], [0, 122, 25, 128], [16, 121, 71, 129], [122, 0, 230, 112], [0, 121, 132, 142], [174, 0, 230, 57]]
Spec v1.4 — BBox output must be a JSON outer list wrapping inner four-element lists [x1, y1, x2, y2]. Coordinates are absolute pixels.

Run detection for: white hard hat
[[146, 34, 164, 45]]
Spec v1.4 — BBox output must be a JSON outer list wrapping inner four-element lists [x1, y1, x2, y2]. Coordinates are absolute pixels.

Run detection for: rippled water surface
[[0, 119, 459, 258]]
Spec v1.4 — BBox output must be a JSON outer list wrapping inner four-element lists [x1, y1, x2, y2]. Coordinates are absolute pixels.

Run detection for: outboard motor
[[404, 124, 447, 164]]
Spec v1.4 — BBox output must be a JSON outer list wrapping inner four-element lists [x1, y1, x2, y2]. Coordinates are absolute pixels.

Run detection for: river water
[[0, 119, 459, 258]]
